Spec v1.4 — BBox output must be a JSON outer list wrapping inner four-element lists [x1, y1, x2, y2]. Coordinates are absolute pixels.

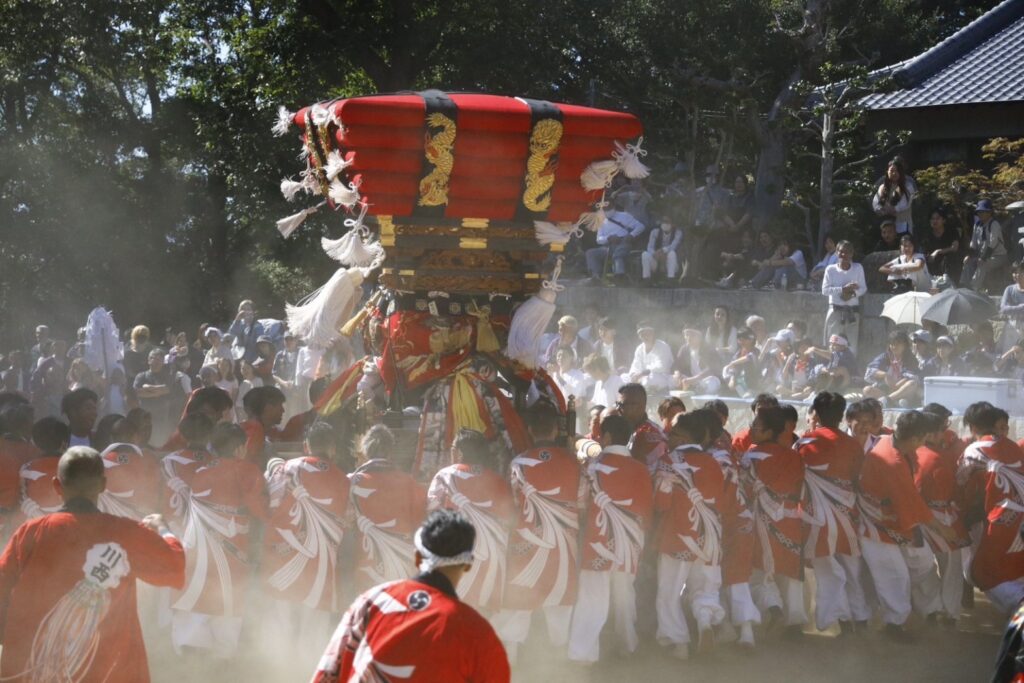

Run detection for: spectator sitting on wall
[[591, 317, 630, 375], [880, 235, 931, 293], [863, 331, 921, 407], [724, 174, 754, 234], [745, 236, 808, 291], [543, 315, 593, 370], [805, 334, 857, 392], [706, 305, 738, 357], [922, 335, 964, 377], [745, 315, 770, 350], [961, 321, 1000, 375], [963, 198, 1007, 293], [583, 194, 646, 286], [807, 236, 838, 290], [910, 330, 935, 368], [1000, 261, 1024, 351], [628, 321, 674, 396], [871, 219, 901, 254], [715, 230, 756, 290], [672, 328, 722, 395], [722, 326, 761, 398], [641, 212, 682, 284], [921, 207, 961, 281], [778, 337, 820, 400]]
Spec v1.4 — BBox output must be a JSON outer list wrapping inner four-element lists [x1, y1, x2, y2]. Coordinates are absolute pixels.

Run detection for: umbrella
[[920, 287, 997, 326], [880, 291, 932, 326]]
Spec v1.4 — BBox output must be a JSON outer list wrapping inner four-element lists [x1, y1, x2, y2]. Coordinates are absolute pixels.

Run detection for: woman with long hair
[[871, 157, 917, 235], [706, 305, 738, 357]]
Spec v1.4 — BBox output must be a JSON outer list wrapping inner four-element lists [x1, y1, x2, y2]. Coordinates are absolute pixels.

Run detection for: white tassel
[[276, 201, 325, 238], [533, 221, 576, 246], [286, 267, 368, 347], [280, 177, 305, 202], [581, 159, 619, 191], [272, 106, 294, 137], [506, 257, 565, 368], [311, 104, 330, 127], [328, 178, 361, 208], [328, 106, 344, 129], [322, 231, 383, 267], [324, 149, 352, 181], [575, 197, 609, 233], [613, 137, 651, 179]]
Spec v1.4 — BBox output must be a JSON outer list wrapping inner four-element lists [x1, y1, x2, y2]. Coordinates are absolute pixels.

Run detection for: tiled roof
[[862, 0, 1024, 110]]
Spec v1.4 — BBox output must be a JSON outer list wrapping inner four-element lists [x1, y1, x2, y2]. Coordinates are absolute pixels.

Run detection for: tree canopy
[[0, 0, 993, 347]]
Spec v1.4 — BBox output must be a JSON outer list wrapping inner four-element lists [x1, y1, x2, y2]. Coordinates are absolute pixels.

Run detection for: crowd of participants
[[574, 157, 1019, 296], [0, 369, 1022, 679]]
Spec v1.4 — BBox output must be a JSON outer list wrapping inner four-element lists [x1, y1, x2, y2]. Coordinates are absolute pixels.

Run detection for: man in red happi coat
[[19, 417, 70, 522], [262, 423, 349, 663], [916, 408, 970, 623], [349, 424, 427, 589], [311, 509, 510, 683], [731, 393, 781, 455], [959, 404, 1024, 614], [858, 411, 958, 638], [654, 411, 727, 658], [97, 416, 162, 521], [568, 414, 653, 663], [617, 383, 668, 473], [239, 385, 287, 468], [742, 405, 807, 635], [798, 392, 871, 633], [0, 447, 184, 683], [494, 406, 582, 662], [169, 422, 269, 657], [428, 428, 516, 612]]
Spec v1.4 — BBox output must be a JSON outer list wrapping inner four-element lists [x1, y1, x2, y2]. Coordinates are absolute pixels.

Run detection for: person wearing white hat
[[201, 327, 232, 368], [921, 335, 963, 377]]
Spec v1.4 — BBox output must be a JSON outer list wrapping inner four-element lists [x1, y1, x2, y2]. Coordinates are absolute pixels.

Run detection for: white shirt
[[821, 262, 867, 307], [596, 211, 645, 245], [590, 373, 625, 411], [629, 339, 674, 391], [553, 368, 591, 404], [788, 249, 808, 279], [295, 346, 323, 381], [884, 252, 931, 291]]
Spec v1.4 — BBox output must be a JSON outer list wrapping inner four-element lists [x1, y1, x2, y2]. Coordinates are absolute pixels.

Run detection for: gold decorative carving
[[418, 113, 456, 207], [522, 119, 563, 212]]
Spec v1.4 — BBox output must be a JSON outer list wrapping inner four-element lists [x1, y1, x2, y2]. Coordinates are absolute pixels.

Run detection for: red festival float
[[273, 91, 645, 477]]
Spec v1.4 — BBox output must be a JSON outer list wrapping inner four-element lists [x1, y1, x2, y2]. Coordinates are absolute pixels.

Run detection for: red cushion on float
[[448, 176, 525, 201], [337, 127, 423, 151], [332, 95, 426, 127], [559, 103, 644, 139], [344, 148, 423, 174], [445, 198, 518, 220]]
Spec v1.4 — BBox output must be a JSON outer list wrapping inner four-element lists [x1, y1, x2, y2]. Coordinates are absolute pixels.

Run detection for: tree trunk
[[753, 124, 787, 227], [818, 110, 834, 260]]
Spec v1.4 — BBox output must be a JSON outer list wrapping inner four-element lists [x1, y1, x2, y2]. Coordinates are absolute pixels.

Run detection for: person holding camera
[[962, 199, 1006, 292]]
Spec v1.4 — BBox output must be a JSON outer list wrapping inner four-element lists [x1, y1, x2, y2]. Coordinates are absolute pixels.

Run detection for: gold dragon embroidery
[[521, 118, 563, 212], [418, 112, 457, 207]]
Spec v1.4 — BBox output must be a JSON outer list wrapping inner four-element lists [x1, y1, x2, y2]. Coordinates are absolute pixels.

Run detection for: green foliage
[[0, 0, 994, 348]]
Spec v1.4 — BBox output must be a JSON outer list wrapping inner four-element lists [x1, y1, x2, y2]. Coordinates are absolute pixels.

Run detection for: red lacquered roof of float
[[290, 92, 643, 222]]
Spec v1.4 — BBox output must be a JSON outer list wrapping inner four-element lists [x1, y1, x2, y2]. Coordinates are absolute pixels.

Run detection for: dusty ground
[[148, 591, 1005, 683]]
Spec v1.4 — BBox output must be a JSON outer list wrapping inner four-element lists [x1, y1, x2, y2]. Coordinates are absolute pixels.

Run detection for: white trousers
[[810, 554, 872, 630], [494, 605, 573, 661], [655, 555, 724, 646], [750, 571, 806, 626], [641, 250, 679, 279], [861, 538, 941, 625], [936, 549, 964, 619], [987, 578, 1024, 615], [567, 570, 638, 663], [724, 582, 761, 625]]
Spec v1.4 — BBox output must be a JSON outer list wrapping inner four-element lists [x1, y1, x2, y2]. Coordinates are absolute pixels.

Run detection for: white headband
[[414, 527, 474, 573]]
